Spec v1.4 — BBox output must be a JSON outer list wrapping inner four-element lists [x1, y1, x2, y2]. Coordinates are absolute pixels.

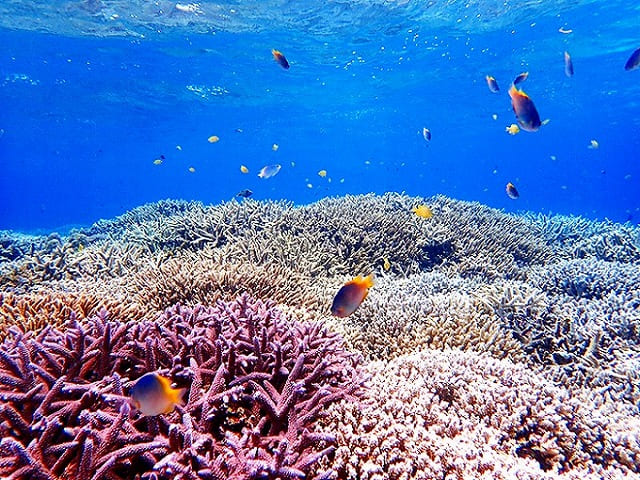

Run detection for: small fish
[[508, 84, 541, 132], [188, 166, 196, 173], [506, 123, 520, 135], [588, 139, 599, 149], [412, 204, 433, 219], [272, 49, 290, 69], [240, 165, 249, 173], [331, 274, 374, 317], [208, 135, 220, 143], [258, 164, 281, 179], [129, 372, 186, 417], [513, 72, 529, 85], [564, 51, 574, 77], [318, 169, 327, 177], [272, 143, 279, 151], [235, 128, 243, 133], [624, 47, 640, 71], [422, 127, 431, 141], [176, 145, 182, 151], [236, 189, 253, 198], [382, 258, 391, 271], [485, 75, 500, 93], [153, 158, 163, 165], [506, 182, 520, 199], [492, 113, 498, 120], [558, 27, 573, 34]]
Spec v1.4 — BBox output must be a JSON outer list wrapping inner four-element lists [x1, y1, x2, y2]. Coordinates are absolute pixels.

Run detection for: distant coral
[[0, 295, 363, 479], [315, 349, 640, 480]]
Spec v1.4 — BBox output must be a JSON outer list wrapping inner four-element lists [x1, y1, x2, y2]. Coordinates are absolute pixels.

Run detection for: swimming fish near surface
[[412, 204, 433, 219], [236, 189, 253, 198], [508, 84, 541, 132], [513, 72, 529, 85], [422, 127, 431, 142], [240, 165, 249, 173], [258, 164, 281, 179], [506, 182, 520, 199], [564, 51, 574, 77], [485, 75, 500, 93], [272, 49, 290, 69], [129, 372, 186, 417], [331, 274, 374, 317], [208, 135, 220, 143], [318, 169, 327, 177], [624, 47, 640, 71]]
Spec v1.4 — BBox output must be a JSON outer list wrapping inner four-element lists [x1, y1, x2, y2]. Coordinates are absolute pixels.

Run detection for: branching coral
[[0, 295, 363, 479], [314, 348, 640, 480]]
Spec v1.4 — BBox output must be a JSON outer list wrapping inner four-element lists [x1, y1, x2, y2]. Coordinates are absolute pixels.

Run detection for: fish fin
[[362, 273, 374, 289], [173, 387, 187, 406]]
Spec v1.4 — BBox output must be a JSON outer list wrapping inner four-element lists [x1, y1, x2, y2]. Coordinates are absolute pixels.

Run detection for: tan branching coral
[[315, 348, 640, 480]]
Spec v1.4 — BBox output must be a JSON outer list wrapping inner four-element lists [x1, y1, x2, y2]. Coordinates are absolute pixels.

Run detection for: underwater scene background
[[1, 1, 640, 480]]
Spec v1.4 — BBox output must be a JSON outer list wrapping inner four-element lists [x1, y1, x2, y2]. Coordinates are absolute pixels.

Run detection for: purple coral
[[0, 294, 363, 480]]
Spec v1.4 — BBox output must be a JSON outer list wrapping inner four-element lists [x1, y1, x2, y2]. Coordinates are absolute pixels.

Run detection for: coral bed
[[1, 193, 639, 479]]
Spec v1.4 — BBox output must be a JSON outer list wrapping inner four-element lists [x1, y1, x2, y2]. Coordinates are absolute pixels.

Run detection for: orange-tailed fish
[[130, 372, 186, 417], [564, 51, 574, 77], [258, 164, 281, 179], [331, 274, 374, 317], [508, 84, 541, 132], [272, 49, 290, 69], [485, 75, 500, 93], [412, 204, 433, 219], [513, 72, 529, 85], [506, 182, 520, 199], [624, 47, 640, 71]]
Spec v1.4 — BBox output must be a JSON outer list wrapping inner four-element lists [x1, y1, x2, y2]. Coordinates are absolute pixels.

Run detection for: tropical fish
[[208, 135, 219, 143], [588, 139, 599, 149], [236, 189, 253, 198], [485, 75, 500, 93], [318, 169, 327, 177], [188, 166, 196, 173], [506, 123, 520, 135], [153, 158, 163, 165], [272, 49, 290, 69], [258, 164, 281, 179], [508, 84, 541, 132], [624, 47, 640, 71], [382, 257, 391, 271], [272, 143, 279, 151], [129, 372, 186, 417], [513, 72, 529, 85], [558, 27, 573, 34], [506, 182, 520, 199], [564, 51, 574, 77], [240, 165, 249, 173], [412, 204, 433, 219], [331, 274, 374, 317], [422, 127, 431, 141]]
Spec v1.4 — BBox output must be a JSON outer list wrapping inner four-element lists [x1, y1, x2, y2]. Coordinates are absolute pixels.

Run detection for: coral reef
[[0, 295, 363, 479], [315, 349, 640, 480]]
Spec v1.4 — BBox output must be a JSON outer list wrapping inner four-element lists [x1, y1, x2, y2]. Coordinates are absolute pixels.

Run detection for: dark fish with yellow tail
[[506, 182, 520, 199], [129, 372, 186, 417], [513, 71, 529, 85], [331, 274, 374, 317], [624, 47, 640, 71], [564, 51, 574, 77], [508, 84, 541, 132], [485, 75, 500, 93], [272, 49, 290, 69]]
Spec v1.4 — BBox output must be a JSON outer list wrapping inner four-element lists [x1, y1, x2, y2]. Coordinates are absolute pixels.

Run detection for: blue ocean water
[[0, 0, 639, 233]]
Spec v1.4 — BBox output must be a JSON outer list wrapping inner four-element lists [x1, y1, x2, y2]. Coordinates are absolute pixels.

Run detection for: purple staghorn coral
[[0, 294, 363, 480]]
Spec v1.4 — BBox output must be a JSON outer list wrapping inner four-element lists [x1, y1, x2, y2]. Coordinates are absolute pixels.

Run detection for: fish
[[492, 114, 498, 120], [240, 165, 249, 173], [188, 166, 196, 173], [558, 27, 573, 34], [272, 143, 279, 151], [272, 49, 290, 69], [236, 189, 253, 198], [485, 75, 500, 93], [588, 139, 599, 149], [153, 158, 163, 165], [513, 72, 529, 85], [564, 51, 574, 77], [129, 372, 186, 417], [422, 128, 431, 141], [258, 164, 281, 179], [208, 135, 220, 143], [506, 123, 520, 135], [508, 84, 541, 132], [412, 204, 433, 219], [382, 257, 391, 271], [506, 182, 520, 199], [318, 169, 327, 177], [624, 47, 640, 71], [331, 274, 374, 317]]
